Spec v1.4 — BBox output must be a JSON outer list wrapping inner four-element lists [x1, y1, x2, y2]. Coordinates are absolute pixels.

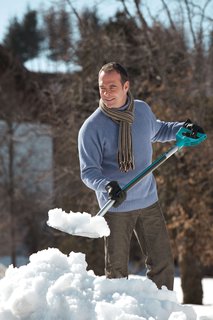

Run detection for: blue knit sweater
[[78, 100, 182, 212]]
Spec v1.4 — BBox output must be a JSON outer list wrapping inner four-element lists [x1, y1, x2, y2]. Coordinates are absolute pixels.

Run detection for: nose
[[103, 89, 111, 96]]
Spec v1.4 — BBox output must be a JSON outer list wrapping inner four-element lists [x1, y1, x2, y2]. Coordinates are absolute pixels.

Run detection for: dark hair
[[99, 62, 129, 85]]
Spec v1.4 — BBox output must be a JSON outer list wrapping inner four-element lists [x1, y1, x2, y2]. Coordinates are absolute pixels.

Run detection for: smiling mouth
[[105, 98, 115, 102]]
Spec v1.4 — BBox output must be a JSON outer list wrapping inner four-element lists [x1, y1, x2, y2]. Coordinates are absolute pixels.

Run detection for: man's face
[[98, 70, 129, 109]]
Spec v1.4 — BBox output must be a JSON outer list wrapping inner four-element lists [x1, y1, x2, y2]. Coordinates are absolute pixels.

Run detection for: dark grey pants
[[104, 202, 174, 290]]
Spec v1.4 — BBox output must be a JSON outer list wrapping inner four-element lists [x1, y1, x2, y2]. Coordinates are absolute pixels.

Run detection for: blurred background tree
[[3, 9, 43, 63], [43, 5, 73, 65]]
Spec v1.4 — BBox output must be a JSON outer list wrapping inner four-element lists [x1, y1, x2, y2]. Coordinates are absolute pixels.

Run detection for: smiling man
[[78, 62, 204, 290], [99, 64, 129, 109]]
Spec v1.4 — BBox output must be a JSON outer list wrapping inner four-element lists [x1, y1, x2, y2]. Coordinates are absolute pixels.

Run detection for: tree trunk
[[8, 121, 16, 267], [179, 251, 203, 304]]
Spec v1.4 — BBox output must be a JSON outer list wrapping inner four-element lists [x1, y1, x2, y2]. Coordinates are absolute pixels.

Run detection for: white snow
[[0, 248, 212, 320], [0, 211, 212, 319], [47, 208, 110, 238]]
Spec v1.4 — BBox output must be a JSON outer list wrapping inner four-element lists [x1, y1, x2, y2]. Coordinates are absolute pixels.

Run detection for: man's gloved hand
[[183, 119, 205, 138], [105, 181, 127, 208]]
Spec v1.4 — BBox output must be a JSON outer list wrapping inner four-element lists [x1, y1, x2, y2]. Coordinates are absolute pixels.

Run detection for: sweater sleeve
[[148, 105, 183, 142], [78, 121, 110, 192]]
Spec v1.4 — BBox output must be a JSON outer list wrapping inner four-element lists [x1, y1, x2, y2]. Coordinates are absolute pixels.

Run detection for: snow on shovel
[[47, 209, 110, 238], [47, 127, 207, 238]]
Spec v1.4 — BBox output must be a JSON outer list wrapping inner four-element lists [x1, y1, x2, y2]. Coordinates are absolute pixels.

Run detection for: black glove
[[183, 119, 205, 138], [105, 181, 127, 208]]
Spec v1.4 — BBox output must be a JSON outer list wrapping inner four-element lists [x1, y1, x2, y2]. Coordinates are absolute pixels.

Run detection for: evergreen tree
[[21, 10, 43, 62], [3, 17, 24, 61], [3, 9, 42, 63]]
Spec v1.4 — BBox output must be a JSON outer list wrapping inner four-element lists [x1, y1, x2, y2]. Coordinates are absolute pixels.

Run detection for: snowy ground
[[0, 210, 212, 319], [0, 248, 212, 320]]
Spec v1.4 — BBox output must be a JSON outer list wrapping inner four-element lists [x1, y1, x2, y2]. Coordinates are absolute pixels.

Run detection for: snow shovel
[[96, 126, 207, 217], [47, 127, 206, 238]]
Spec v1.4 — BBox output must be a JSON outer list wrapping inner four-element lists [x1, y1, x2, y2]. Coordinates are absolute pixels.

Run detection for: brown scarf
[[99, 92, 135, 172]]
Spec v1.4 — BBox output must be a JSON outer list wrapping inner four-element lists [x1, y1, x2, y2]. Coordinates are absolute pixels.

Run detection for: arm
[[78, 122, 110, 193], [78, 119, 127, 208], [152, 119, 184, 142], [147, 106, 183, 142]]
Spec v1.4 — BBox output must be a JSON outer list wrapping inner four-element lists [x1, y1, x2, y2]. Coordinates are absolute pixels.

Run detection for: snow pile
[[47, 208, 110, 238], [0, 248, 197, 320]]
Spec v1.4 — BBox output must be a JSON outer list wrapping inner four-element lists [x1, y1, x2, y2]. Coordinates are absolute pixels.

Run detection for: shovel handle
[[122, 145, 179, 193], [97, 199, 115, 217]]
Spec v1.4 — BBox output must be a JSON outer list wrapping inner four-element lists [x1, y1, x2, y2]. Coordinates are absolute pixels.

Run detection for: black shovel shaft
[[97, 145, 179, 217]]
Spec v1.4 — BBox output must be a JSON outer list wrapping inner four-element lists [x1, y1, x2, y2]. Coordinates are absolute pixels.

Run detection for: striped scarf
[[99, 92, 135, 172]]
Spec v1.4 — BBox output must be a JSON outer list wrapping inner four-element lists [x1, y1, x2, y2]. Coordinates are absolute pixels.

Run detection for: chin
[[105, 101, 118, 108], [106, 104, 116, 109]]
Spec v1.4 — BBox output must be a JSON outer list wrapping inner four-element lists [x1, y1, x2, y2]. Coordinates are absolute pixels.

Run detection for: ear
[[124, 81, 130, 93]]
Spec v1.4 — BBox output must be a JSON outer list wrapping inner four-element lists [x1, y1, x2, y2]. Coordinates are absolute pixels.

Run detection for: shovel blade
[[49, 224, 101, 238], [47, 209, 110, 238]]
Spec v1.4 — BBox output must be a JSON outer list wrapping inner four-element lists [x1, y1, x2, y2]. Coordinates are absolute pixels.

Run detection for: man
[[78, 62, 204, 290]]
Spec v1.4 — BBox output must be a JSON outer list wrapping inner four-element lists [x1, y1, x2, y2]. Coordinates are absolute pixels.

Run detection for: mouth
[[104, 98, 115, 103]]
